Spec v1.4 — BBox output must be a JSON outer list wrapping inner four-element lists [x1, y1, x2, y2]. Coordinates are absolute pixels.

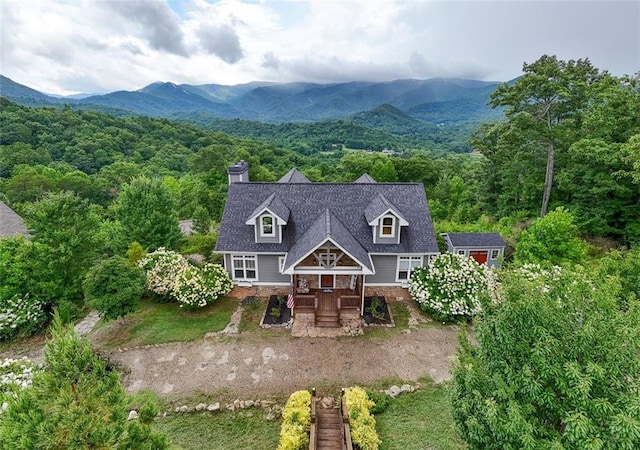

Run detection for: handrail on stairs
[[309, 387, 317, 450], [340, 388, 354, 450]]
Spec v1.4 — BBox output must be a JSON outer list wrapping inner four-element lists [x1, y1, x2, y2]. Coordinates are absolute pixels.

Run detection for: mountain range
[[1, 75, 504, 122], [0, 75, 507, 152]]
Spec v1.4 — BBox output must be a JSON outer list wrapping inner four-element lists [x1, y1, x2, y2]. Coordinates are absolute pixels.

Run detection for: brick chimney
[[227, 160, 249, 183]]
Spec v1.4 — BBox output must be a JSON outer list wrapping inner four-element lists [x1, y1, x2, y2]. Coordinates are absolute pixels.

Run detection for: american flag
[[286, 291, 295, 309]]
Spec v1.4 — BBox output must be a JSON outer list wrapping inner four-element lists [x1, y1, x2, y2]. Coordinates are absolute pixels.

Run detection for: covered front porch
[[291, 274, 364, 328]]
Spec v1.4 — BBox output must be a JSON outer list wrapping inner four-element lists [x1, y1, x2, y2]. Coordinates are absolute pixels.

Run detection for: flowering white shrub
[[0, 294, 48, 342], [138, 248, 189, 298], [1, 357, 39, 411], [512, 263, 592, 301], [138, 249, 232, 309], [408, 253, 488, 322]]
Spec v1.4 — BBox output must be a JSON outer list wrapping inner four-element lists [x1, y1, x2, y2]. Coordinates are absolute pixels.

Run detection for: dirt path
[[109, 324, 460, 400]]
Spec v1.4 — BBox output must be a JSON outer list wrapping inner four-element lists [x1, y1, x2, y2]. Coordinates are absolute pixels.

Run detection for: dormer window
[[381, 215, 395, 237], [260, 214, 275, 237]]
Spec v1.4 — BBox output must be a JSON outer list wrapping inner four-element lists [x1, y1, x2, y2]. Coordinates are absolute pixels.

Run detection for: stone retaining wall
[[228, 285, 288, 298], [228, 285, 410, 301], [364, 286, 409, 300]]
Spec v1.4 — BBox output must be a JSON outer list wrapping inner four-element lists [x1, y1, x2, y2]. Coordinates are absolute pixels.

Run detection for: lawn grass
[[93, 296, 238, 348], [153, 410, 280, 450], [148, 378, 464, 450], [376, 379, 466, 450], [237, 297, 266, 333], [389, 301, 410, 330]]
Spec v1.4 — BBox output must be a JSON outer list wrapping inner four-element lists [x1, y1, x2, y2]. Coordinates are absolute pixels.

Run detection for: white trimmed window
[[490, 249, 500, 260], [260, 214, 275, 237], [457, 250, 467, 256], [397, 256, 422, 282], [232, 255, 257, 280], [380, 215, 396, 237]]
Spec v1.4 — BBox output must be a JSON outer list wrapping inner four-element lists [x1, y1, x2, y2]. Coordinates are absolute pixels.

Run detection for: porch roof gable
[[282, 209, 374, 274]]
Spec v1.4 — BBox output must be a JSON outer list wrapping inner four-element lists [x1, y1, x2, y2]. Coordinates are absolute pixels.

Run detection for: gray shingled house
[[215, 162, 439, 326], [0, 200, 28, 239], [442, 232, 506, 268]]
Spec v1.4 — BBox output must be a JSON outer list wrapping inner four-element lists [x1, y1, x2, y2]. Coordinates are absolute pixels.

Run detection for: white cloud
[[1, 0, 638, 95]]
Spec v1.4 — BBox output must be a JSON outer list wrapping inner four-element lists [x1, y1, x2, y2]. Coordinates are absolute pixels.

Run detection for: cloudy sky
[[1, 0, 638, 95]]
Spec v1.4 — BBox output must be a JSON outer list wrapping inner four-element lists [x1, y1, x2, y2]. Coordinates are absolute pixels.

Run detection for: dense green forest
[[1, 55, 640, 449], [3, 60, 639, 242], [175, 103, 477, 154]]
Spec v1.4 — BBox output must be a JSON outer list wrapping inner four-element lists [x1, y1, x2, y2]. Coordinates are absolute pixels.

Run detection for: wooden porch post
[[360, 275, 365, 316]]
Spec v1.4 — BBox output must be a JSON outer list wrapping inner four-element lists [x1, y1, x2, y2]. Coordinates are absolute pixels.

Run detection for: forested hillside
[[1, 75, 502, 153], [2, 56, 639, 242]]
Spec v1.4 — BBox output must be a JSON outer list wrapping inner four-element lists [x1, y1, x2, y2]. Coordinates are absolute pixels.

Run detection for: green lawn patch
[[376, 379, 466, 450], [237, 297, 266, 333], [93, 297, 237, 348], [153, 410, 280, 450]]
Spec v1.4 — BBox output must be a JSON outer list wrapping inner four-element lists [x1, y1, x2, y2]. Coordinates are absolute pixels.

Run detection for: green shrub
[[344, 387, 381, 450], [277, 390, 312, 450], [365, 389, 390, 414]]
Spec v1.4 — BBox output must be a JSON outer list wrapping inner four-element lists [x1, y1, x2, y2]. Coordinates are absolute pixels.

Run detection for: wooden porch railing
[[338, 295, 360, 309], [309, 388, 318, 450], [341, 388, 354, 450]]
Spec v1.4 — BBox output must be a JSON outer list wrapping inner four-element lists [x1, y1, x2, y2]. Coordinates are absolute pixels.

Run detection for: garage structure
[[442, 232, 506, 268]]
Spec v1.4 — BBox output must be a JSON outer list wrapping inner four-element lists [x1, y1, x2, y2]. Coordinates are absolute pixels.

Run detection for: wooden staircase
[[310, 389, 353, 450], [316, 407, 343, 449], [315, 309, 340, 327], [316, 291, 340, 327]]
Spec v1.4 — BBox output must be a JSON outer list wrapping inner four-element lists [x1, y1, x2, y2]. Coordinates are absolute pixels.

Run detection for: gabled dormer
[[364, 194, 408, 244], [245, 193, 290, 244]]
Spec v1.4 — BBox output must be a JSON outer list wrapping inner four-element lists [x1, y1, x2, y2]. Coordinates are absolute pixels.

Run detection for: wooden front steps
[[310, 389, 353, 450], [315, 309, 340, 327]]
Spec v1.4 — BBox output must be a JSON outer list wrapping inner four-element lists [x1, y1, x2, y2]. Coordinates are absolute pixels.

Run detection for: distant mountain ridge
[[0, 74, 506, 152], [0, 74, 503, 124]]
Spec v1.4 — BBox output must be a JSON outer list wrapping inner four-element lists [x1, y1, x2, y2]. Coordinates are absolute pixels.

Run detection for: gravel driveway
[[110, 324, 460, 399]]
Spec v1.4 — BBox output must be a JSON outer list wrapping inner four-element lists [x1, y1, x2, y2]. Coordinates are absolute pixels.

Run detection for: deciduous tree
[[113, 176, 182, 250], [489, 55, 605, 217], [452, 269, 640, 449], [83, 256, 146, 321]]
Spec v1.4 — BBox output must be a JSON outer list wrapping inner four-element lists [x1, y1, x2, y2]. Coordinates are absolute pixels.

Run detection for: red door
[[469, 251, 488, 265], [320, 275, 334, 288]]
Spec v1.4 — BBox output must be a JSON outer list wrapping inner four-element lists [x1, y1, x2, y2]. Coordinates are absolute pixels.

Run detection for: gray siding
[[257, 254, 289, 283], [367, 255, 399, 283]]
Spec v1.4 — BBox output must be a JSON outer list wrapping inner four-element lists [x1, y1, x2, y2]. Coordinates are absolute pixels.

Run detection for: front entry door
[[320, 274, 334, 289]]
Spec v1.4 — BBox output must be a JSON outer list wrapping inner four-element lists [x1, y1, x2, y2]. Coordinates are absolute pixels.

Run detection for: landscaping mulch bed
[[261, 295, 292, 325], [362, 296, 393, 325]]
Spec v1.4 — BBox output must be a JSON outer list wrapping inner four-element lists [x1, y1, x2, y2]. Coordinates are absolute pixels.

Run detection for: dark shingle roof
[[247, 193, 290, 223], [215, 182, 438, 255], [278, 168, 311, 183], [363, 193, 407, 225], [0, 201, 28, 238], [354, 173, 376, 183], [283, 209, 373, 273], [445, 232, 506, 248]]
